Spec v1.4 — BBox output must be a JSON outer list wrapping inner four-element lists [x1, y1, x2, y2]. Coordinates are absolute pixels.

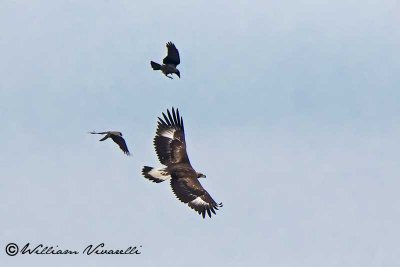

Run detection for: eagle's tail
[[142, 166, 171, 183], [150, 61, 161, 70]]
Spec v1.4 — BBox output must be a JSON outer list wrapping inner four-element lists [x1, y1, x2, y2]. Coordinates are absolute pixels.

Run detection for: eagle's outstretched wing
[[171, 177, 223, 218], [154, 108, 189, 165], [163, 42, 180, 67]]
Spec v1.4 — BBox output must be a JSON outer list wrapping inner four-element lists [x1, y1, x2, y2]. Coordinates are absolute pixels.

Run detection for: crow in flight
[[90, 131, 131, 155], [150, 42, 181, 79]]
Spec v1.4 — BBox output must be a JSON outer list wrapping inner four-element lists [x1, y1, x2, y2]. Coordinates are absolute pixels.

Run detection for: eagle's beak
[[201, 174, 206, 178]]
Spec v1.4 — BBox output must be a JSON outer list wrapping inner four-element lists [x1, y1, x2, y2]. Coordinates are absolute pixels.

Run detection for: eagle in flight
[[142, 108, 222, 218], [90, 131, 131, 155], [150, 42, 181, 79]]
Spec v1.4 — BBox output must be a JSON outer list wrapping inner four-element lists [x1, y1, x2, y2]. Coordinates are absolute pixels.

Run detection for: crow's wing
[[163, 42, 180, 67], [110, 134, 130, 155]]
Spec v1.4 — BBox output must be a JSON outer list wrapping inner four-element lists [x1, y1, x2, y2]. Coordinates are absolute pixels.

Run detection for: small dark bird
[[90, 131, 131, 155], [142, 108, 222, 218], [150, 42, 181, 79]]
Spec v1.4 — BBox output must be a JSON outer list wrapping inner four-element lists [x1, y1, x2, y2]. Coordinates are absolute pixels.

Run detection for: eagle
[[150, 42, 181, 79], [90, 131, 131, 155], [142, 108, 222, 218]]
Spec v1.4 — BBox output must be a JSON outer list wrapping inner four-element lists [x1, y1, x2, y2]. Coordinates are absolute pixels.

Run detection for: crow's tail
[[150, 61, 161, 70]]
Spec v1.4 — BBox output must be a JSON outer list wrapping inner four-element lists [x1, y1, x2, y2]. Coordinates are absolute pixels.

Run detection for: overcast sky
[[1, 1, 400, 266]]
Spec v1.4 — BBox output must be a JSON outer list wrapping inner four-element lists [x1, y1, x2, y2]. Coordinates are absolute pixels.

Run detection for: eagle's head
[[197, 172, 206, 178]]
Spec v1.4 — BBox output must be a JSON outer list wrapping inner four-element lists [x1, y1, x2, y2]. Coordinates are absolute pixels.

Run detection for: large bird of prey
[[90, 131, 131, 156], [142, 108, 222, 218], [150, 42, 181, 79]]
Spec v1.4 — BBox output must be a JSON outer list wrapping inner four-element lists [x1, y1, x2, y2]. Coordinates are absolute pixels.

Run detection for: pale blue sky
[[1, 1, 399, 266]]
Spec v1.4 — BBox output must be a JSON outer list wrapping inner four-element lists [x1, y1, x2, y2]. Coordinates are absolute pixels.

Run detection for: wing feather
[[163, 42, 180, 66], [89, 131, 109, 135], [170, 177, 222, 219], [110, 135, 130, 155], [154, 108, 189, 165]]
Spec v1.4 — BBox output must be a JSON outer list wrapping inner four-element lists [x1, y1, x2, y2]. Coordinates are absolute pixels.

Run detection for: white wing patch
[[149, 168, 171, 180], [191, 197, 209, 207], [160, 129, 175, 139]]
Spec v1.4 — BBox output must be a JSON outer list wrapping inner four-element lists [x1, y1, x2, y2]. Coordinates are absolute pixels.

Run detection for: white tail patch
[[148, 168, 171, 180], [142, 166, 171, 183]]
